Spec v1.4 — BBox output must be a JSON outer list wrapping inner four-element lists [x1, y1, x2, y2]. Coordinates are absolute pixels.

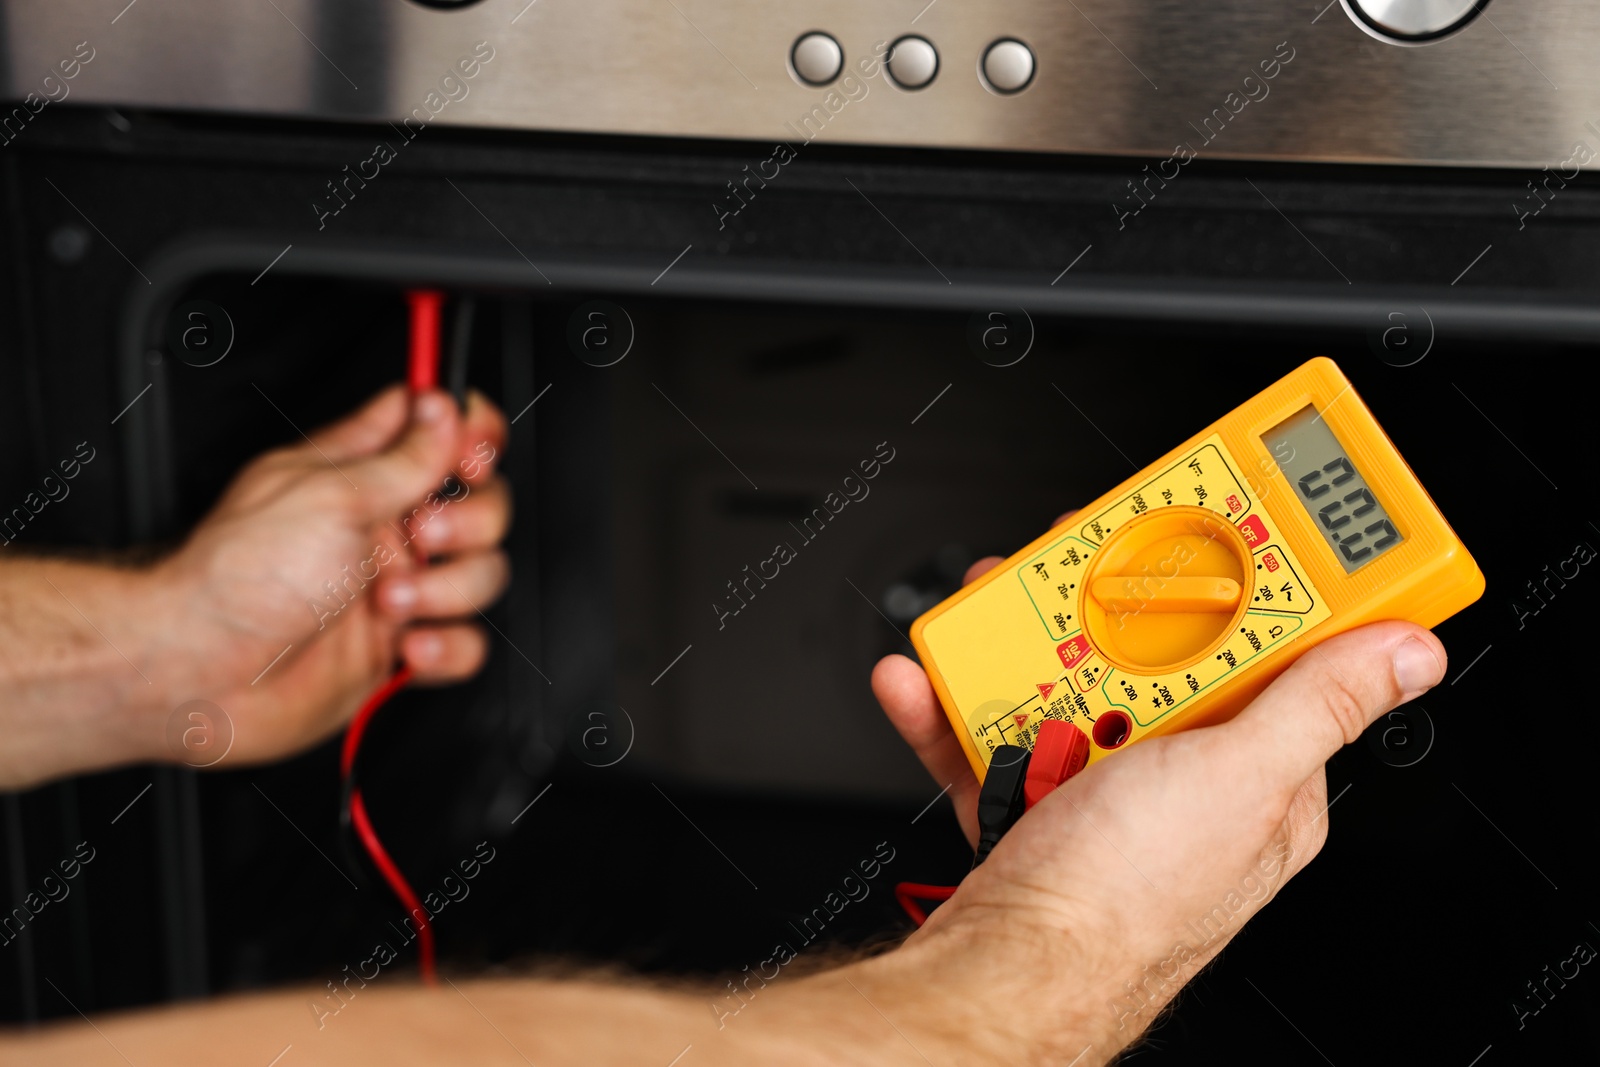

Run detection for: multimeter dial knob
[[1079, 507, 1253, 675]]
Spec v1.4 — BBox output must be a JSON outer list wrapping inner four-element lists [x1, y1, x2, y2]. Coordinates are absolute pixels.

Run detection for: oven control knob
[[980, 39, 1035, 94], [887, 36, 939, 90], [790, 32, 842, 86], [1342, 0, 1487, 43]]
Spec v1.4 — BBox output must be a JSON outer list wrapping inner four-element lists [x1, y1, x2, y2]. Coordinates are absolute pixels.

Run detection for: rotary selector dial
[[1080, 507, 1253, 675]]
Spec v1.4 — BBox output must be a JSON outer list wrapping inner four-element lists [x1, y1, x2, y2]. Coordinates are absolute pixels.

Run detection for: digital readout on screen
[[1262, 405, 1403, 572]]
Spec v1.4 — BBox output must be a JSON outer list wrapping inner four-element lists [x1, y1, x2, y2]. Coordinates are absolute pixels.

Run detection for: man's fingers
[[903, 506, 1080, 829], [457, 391, 509, 485], [963, 557, 1002, 585], [401, 623, 489, 682], [1232, 621, 1447, 795], [305, 385, 410, 461], [1052, 508, 1079, 528], [345, 391, 461, 522], [871, 654, 981, 843], [377, 550, 510, 621], [406, 476, 512, 556]]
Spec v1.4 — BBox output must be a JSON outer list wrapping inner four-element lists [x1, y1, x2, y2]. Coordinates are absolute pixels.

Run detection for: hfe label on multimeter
[[912, 358, 1483, 778]]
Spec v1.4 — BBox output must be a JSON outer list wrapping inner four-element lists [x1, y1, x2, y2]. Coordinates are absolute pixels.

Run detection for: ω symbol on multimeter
[[965, 308, 1034, 367]]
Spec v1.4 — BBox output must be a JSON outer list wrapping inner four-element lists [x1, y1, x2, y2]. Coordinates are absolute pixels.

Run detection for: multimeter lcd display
[[1264, 405, 1404, 572]]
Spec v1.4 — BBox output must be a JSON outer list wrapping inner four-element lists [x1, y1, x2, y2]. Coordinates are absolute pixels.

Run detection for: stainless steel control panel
[[3, 0, 1592, 170]]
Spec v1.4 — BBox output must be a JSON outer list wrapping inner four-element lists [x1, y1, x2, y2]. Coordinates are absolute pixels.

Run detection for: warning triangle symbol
[[1013, 713, 1031, 731], [1037, 682, 1057, 700]]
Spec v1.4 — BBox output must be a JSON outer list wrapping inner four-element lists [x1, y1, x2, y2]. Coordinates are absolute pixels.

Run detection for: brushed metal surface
[[2, 0, 1594, 169]]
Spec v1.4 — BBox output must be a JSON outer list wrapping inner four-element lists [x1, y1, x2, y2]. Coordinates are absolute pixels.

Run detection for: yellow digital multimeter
[[910, 358, 1484, 778]]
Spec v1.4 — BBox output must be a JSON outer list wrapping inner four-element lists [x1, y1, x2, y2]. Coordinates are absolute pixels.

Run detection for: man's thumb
[[1231, 621, 1447, 793]]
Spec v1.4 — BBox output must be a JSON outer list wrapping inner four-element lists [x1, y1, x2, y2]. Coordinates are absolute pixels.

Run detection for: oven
[[2, 1, 1593, 1060]]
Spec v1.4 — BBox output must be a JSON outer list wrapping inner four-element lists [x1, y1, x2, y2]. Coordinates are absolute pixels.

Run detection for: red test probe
[[338, 288, 448, 983], [894, 721, 1089, 927], [1023, 720, 1090, 812]]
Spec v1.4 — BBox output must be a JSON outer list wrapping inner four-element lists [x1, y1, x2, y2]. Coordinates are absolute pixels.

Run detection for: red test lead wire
[[406, 290, 445, 393], [343, 666, 436, 977], [348, 790, 434, 971], [340, 665, 415, 779], [894, 882, 958, 928], [338, 288, 445, 984]]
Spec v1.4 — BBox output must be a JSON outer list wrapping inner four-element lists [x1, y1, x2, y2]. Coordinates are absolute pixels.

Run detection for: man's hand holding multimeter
[[872, 541, 1447, 1057], [868, 361, 1471, 1057]]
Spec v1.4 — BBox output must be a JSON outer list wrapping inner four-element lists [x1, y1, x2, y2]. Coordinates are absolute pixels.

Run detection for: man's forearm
[[4, 976, 881, 1067], [0, 926, 1116, 1066], [0, 556, 180, 788]]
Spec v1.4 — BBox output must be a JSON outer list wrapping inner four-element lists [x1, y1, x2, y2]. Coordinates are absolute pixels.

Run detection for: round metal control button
[[980, 39, 1035, 94], [1342, 0, 1486, 42], [886, 35, 939, 90], [790, 32, 843, 86]]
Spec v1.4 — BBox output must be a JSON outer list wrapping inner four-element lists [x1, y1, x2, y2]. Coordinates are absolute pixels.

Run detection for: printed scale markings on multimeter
[[979, 435, 1329, 746], [911, 358, 1483, 778]]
